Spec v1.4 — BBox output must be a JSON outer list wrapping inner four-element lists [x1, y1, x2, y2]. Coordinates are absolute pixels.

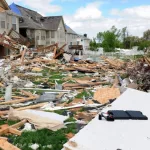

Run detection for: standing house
[[77, 34, 90, 52], [0, 0, 19, 57], [9, 3, 66, 48], [65, 25, 78, 47]]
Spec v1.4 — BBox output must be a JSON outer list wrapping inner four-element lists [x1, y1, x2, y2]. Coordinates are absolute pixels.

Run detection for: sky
[[6, 0, 150, 38]]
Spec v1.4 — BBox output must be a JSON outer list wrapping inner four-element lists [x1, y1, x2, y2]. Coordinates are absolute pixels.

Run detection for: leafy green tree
[[89, 38, 99, 51], [143, 29, 150, 40], [97, 26, 124, 52]]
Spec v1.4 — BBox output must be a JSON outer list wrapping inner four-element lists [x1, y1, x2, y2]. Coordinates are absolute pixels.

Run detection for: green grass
[[7, 123, 77, 150], [75, 90, 93, 99], [0, 120, 19, 126]]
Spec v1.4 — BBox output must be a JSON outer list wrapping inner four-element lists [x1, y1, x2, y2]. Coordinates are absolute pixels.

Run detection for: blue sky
[[6, 0, 150, 38]]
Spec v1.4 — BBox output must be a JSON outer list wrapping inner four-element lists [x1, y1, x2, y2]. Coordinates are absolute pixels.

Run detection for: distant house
[[0, 0, 19, 58], [9, 3, 66, 48], [77, 34, 90, 51], [65, 25, 78, 47]]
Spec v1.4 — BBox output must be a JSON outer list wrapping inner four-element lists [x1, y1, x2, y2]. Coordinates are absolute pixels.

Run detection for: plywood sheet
[[94, 88, 120, 104]]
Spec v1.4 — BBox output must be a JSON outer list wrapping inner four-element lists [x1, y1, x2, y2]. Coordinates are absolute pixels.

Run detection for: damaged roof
[[16, 5, 44, 29], [0, 0, 10, 10], [65, 25, 77, 35], [41, 16, 64, 31], [9, 3, 64, 31]]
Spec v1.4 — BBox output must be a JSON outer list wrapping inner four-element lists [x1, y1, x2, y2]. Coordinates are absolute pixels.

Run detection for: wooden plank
[[0, 139, 20, 150], [8, 128, 22, 136], [21, 49, 27, 65], [10, 120, 27, 129], [20, 90, 34, 97], [0, 97, 36, 105], [53, 46, 57, 58], [54, 49, 64, 59], [12, 96, 24, 99], [0, 120, 26, 136], [16, 102, 48, 111], [0, 128, 9, 136]]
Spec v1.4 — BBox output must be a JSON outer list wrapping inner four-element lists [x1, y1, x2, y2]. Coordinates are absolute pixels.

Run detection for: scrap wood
[[74, 67, 96, 73], [16, 102, 48, 111], [66, 133, 75, 139], [53, 46, 57, 58], [12, 96, 25, 99], [93, 87, 120, 104], [53, 49, 64, 59], [101, 56, 124, 69], [36, 43, 58, 52], [63, 82, 107, 89], [20, 90, 34, 97], [0, 138, 20, 150], [32, 67, 43, 72], [0, 103, 47, 116], [0, 97, 4, 101], [0, 97, 37, 105], [112, 75, 119, 88], [0, 119, 26, 136], [144, 56, 150, 66], [0, 83, 4, 87], [20, 49, 27, 65]]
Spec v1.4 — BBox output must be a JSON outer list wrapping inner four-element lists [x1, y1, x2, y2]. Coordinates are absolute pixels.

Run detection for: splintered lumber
[[16, 102, 48, 111], [53, 46, 57, 58], [101, 56, 124, 69], [144, 56, 150, 66], [0, 119, 26, 136], [63, 82, 107, 89], [54, 49, 64, 59], [94, 88, 120, 104], [37, 43, 58, 52], [0, 138, 20, 150], [20, 90, 34, 97], [0, 97, 36, 105], [0, 103, 48, 116], [74, 67, 95, 73], [112, 75, 119, 88], [21, 49, 27, 65], [0, 97, 4, 101]]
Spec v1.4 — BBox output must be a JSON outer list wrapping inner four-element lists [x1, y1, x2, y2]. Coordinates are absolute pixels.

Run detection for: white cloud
[[110, 5, 150, 19], [65, 3, 150, 38], [6, 0, 61, 15], [74, 2, 102, 20]]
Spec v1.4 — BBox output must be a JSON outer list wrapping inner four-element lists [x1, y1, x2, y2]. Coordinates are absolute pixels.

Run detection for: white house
[[77, 34, 90, 52]]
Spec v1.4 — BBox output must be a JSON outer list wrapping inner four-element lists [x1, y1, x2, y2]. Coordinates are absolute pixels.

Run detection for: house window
[[70, 42, 72, 45], [51, 31, 55, 38], [46, 31, 49, 38], [30, 30, 35, 38], [41, 31, 45, 40], [77, 41, 79, 45], [46, 41, 50, 45], [12, 16, 17, 30], [60, 31, 65, 39], [36, 36, 39, 40], [7, 23, 9, 29], [51, 41, 55, 44], [1, 21, 5, 28]]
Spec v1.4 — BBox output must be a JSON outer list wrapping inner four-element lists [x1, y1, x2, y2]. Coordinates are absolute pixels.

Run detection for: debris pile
[[0, 29, 150, 150]]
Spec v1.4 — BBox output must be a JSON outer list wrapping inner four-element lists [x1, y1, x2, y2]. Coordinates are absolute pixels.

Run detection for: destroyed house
[[9, 3, 66, 48], [0, 0, 19, 58]]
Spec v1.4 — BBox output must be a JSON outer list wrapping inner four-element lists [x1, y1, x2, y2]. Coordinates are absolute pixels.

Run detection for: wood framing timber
[[0, 119, 27, 136], [0, 97, 36, 105], [0, 138, 20, 150]]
